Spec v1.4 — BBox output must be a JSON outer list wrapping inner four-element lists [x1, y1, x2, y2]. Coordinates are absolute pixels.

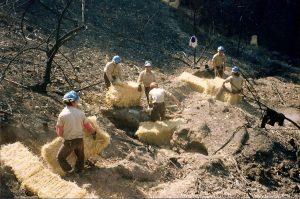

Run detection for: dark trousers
[[215, 66, 224, 78], [104, 73, 111, 88], [56, 138, 84, 173], [145, 87, 151, 105], [151, 102, 165, 122]]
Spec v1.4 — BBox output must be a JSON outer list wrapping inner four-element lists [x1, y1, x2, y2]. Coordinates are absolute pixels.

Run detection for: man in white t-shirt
[[215, 66, 244, 100], [148, 82, 180, 121]]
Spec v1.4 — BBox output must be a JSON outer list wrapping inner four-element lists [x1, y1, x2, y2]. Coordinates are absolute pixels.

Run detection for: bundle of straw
[[22, 168, 87, 198], [179, 72, 242, 104], [0, 142, 43, 181], [41, 116, 110, 175], [105, 81, 142, 107], [179, 72, 207, 93], [0, 142, 87, 198], [135, 119, 184, 146]]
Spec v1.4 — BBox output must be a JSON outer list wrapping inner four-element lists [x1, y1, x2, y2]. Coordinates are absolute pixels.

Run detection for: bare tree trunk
[[81, 0, 85, 23], [30, 25, 86, 93]]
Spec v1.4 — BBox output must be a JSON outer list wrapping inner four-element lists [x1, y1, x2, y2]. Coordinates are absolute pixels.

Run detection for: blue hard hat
[[217, 46, 225, 51], [232, 66, 240, 73], [112, 55, 121, 64], [63, 90, 80, 102]]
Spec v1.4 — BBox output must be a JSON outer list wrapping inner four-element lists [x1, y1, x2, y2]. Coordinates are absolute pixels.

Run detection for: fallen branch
[[141, 9, 160, 32], [110, 134, 143, 147], [75, 81, 102, 92], [230, 156, 254, 198], [212, 125, 246, 155], [2, 77, 29, 89], [174, 57, 191, 67], [273, 85, 285, 104], [181, 51, 192, 62], [284, 117, 300, 130]]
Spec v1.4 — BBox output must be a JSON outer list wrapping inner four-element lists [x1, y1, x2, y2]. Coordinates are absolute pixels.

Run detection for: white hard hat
[[144, 61, 152, 67], [217, 46, 225, 51]]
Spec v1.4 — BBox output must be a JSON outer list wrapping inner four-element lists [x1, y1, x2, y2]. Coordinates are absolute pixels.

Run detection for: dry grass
[[105, 81, 142, 107], [41, 116, 110, 175], [135, 119, 184, 145], [179, 72, 242, 104]]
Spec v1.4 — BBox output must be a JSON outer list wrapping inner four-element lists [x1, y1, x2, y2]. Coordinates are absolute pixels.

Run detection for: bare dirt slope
[[1, 1, 300, 198]]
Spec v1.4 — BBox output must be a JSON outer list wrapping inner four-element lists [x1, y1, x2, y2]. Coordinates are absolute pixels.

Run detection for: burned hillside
[[1, 0, 300, 198]]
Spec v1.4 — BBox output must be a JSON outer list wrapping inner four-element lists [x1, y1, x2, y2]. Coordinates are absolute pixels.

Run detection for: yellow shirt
[[104, 61, 122, 82], [224, 75, 243, 91], [212, 53, 226, 68], [137, 70, 156, 87]]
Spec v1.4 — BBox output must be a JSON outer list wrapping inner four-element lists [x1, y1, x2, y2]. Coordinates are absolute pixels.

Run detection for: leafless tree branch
[[58, 49, 79, 79], [53, 60, 73, 87]]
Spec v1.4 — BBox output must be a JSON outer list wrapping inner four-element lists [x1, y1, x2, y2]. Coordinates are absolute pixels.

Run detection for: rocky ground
[[1, 0, 300, 198]]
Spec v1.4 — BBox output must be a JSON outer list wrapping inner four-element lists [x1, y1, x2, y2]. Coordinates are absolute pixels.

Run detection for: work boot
[[64, 168, 75, 177]]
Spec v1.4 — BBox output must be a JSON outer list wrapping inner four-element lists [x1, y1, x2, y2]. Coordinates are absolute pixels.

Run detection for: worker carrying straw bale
[[42, 112, 110, 175], [55, 90, 96, 175], [104, 55, 122, 88], [148, 82, 181, 122], [42, 115, 110, 176], [215, 66, 244, 100], [137, 60, 156, 105], [179, 72, 243, 104], [44, 90, 98, 176]]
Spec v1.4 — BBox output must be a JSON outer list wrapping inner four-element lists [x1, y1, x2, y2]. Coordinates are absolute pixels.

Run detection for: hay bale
[[0, 142, 43, 181], [135, 119, 184, 146], [0, 142, 87, 198], [179, 72, 242, 104], [41, 116, 110, 175], [162, 0, 180, 8], [179, 72, 206, 93], [21, 168, 87, 198], [105, 81, 142, 107], [83, 116, 110, 158], [224, 92, 243, 105], [41, 137, 65, 175]]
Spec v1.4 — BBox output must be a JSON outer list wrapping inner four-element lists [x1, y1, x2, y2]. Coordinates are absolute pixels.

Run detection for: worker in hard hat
[[104, 55, 122, 88], [215, 66, 244, 100], [148, 82, 181, 121], [56, 90, 96, 175], [137, 61, 156, 105], [212, 46, 227, 78]]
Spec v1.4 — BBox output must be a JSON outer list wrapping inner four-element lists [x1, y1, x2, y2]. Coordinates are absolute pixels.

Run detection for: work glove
[[92, 132, 96, 140], [137, 85, 142, 92]]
